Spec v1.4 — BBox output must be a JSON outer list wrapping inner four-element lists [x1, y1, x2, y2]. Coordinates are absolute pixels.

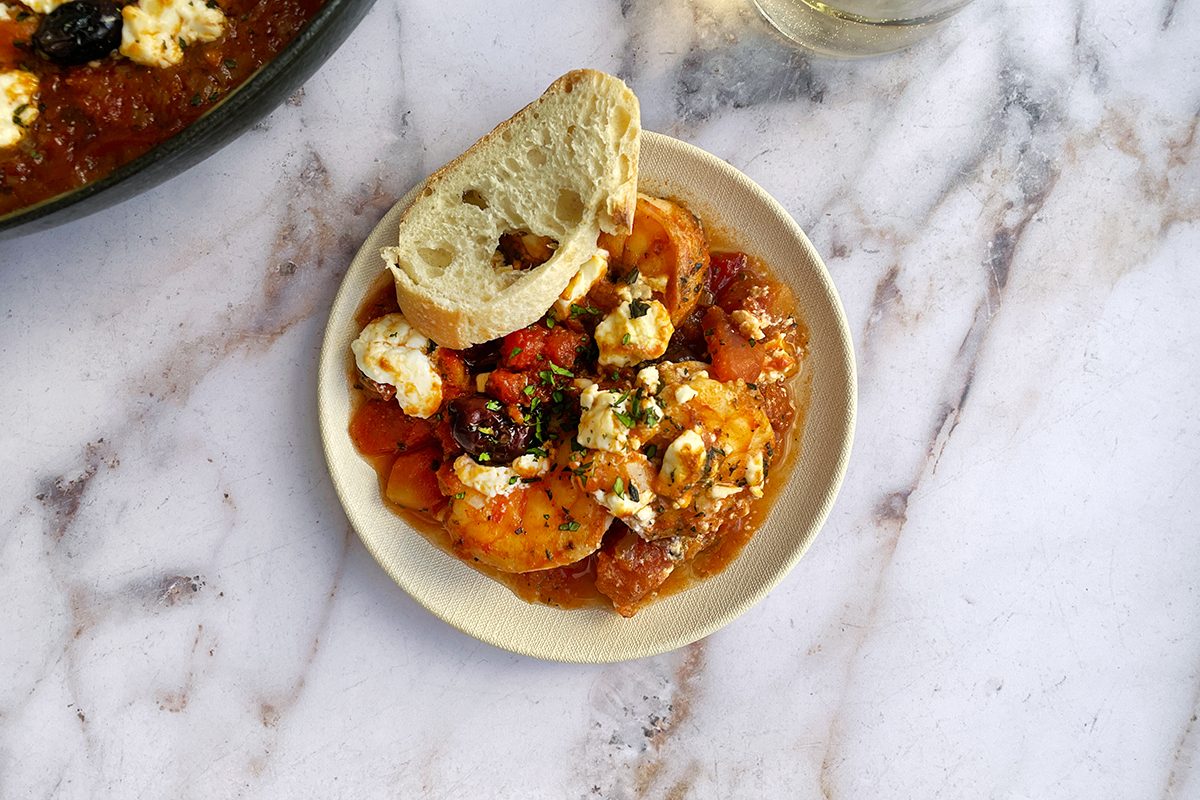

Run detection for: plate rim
[[317, 130, 857, 663]]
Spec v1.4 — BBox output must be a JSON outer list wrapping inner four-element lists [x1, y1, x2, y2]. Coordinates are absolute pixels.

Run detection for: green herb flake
[[621, 333, 631, 346], [477, 452, 491, 462], [453, 492, 465, 499], [509, 346, 523, 357], [628, 298, 651, 319], [624, 266, 640, 285], [549, 363, 574, 378], [190, 93, 202, 107], [628, 483, 640, 502], [613, 410, 635, 429], [486, 399, 502, 411], [613, 477, 624, 498], [644, 444, 658, 459]]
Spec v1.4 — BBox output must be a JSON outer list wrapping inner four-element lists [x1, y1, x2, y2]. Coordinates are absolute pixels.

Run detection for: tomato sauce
[[346, 244, 812, 615], [0, 0, 326, 216]]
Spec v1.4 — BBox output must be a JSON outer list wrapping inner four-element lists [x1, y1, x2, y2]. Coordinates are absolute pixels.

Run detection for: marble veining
[[1, 0, 1198, 797]]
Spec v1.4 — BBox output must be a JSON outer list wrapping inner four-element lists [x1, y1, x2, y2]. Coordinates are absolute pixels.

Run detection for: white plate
[[317, 131, 856, 663]]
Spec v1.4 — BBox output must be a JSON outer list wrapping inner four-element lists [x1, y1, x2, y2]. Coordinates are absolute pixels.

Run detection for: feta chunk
[[120, 0, 226, 69], [453, 455, 521, 498], [594, 283, 673, 368], [511, 453, 551, 479], [636, 365, 661, 395], [745, 451, 765, 498], [0, 70, 38, 149], [15, 0, 69, 13], [730, 309, 767, 341], [351, 313, 443, 418], [660, 429, 707, 489], [577, 382, 631, 453], [552, 250, 609, 319], [708, 483, 742, 500], [673, 383, 698, 404]]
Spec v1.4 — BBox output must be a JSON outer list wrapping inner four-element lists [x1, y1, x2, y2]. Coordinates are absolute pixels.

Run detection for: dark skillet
[[0, 0, 377, 241]]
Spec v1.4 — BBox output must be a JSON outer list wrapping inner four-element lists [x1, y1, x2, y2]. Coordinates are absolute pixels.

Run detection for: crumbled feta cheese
[[120, 0, 226, 69], [15, 0, 69, 13], [731, 309, 767, 341], [351, 313, 443, 418], [453, 455, 522, 498], [709, 483, 742, 500], [577, 382, 631, 452], [592, 472, 657, 520], [511, 454, 551, 479], [636, 365, 661, 395], [673, 384, 698, 404], [660, 429, 707, 489], [552, 250, 608, 319], [0, 70, 38, 149], [0, 4, 15, 21], [745, 451, 765, 498], [594, 283, 673, 368]]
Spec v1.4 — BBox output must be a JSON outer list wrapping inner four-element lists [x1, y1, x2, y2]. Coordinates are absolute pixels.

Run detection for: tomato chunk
[[437, 349, 471, 401], [500, 324, 588, 371], [702, 306, 765, 384], [708, 251, 747, 299], [386, 447, 446, 514], [349, 400, 436, 456], [595, 530, 676, 617]]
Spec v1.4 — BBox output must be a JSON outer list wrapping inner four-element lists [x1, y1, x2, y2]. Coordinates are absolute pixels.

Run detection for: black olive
[[449, 397, 532, 463], [457, 339, 503, 372], [34, 1, 123, 66]]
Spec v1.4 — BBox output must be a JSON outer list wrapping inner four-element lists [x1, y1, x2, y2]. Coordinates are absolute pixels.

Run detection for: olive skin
[[34, 1, 123, 66], [449, 397, 532, 464]]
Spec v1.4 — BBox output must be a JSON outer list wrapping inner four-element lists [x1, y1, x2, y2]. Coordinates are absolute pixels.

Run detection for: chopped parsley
[[628, 298, 651, 319]]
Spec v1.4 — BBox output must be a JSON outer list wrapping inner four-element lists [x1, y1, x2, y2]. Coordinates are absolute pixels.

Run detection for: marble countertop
[[2, 0, 1198, 796]]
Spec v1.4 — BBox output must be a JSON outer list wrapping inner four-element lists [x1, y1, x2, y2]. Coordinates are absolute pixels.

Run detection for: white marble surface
[[2, 0, 1198, 796]]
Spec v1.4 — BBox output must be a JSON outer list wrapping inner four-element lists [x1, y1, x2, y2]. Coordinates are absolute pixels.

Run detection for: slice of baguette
[[382, 69, 640, 349]]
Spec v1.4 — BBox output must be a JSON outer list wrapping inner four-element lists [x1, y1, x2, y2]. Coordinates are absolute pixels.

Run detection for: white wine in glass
[[752, 0, 976, 58]]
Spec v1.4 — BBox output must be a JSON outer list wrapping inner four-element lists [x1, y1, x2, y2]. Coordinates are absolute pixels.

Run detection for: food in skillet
[[0, 0, 326, 215], [347, 71, 809, 616]]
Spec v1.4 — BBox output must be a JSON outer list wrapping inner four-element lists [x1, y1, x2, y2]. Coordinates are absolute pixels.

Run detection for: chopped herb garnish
[[523, 385, 537, 396], [613, 410, 635, 428], [509, 346, 523, 357], [486, 399, 502, 411], [508, 476, 519, 485], [628, 298, 651, 319], [613, 477, 625, 498], [477, 452, 491, 462], [190, 93, 202, 107], [621, 333, 631, 346], [644, 444, 658, 459], [11, 104, 29, 127], [549, 363, 573, 377], [558, 520, 581, 532], [569, 303, 600, 319], [545, 315, 556, 329], [624, 266, 640, 285], [223, 58, 238, 70], [453, 492, 465, 499], [629, 483, 640, 502]]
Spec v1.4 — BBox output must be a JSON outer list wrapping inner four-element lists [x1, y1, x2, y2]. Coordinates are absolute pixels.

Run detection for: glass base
[[752, 0, 969, 58]]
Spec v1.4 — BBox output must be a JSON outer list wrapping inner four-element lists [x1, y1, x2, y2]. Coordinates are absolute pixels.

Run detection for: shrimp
[[628, 362, 776, 541], [438, 455, 612, 573], [597, 194, 709, 324]]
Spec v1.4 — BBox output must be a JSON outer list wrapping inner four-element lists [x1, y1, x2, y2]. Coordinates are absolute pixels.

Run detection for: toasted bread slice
[[382, 69, 640, 349]]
